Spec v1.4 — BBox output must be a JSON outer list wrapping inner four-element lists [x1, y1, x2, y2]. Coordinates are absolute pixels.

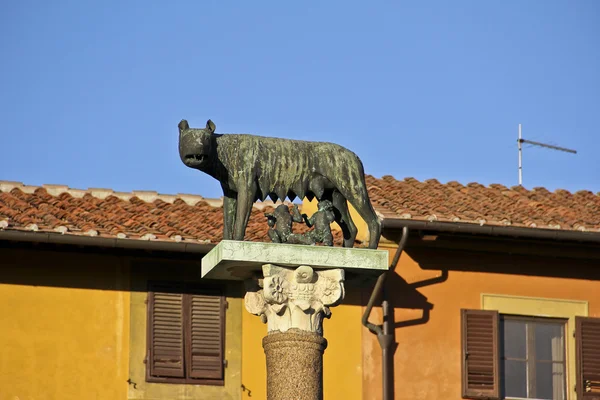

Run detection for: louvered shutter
[[148, 284, 185, 378], [186, 289, 225, 380], [576, 316, 600, 399], [461, 309, 500, 399]]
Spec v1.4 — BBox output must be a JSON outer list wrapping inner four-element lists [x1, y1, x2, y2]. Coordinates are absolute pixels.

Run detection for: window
[[146, 282, 226, 385], [461, 310, 600, 400], [501, 316, 566, 399]]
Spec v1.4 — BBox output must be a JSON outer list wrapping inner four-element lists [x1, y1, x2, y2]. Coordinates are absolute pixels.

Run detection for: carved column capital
[[245, 264, 345, 335]]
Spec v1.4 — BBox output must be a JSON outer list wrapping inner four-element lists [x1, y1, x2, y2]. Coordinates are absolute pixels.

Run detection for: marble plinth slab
[[201, 240, 388, 280]]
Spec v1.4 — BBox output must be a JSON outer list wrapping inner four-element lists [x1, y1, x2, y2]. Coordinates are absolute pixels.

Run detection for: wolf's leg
[[233, 181, 257, 241], [338, 178, 381, 249], [347, 196, 381, 249], [332, 190, 357, 248], [221, 185, 237, 240]]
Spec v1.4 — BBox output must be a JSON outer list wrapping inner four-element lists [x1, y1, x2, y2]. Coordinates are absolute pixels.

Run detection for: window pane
[[503, 319, 527, 359], [535, 362, 564, 400], [535, 323, 564, 362], [504, 359, 527, 398]]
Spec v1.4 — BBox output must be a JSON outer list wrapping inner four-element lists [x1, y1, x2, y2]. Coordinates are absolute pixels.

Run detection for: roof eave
[[381, 218, 600, 244], [0, 230, 215, 254], [3, 218, 599, 252]]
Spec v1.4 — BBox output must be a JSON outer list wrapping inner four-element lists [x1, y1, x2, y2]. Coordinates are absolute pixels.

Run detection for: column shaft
[[263, 330, 328, 400]]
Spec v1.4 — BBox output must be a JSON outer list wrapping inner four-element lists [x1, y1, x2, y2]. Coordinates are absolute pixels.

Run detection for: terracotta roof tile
[[366, 175, 600, 232], [1, 177, 599, 246], [2, 181, 351, 246]]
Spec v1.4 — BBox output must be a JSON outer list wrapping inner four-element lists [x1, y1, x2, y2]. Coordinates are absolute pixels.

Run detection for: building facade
[[0, 177, 598, 399]]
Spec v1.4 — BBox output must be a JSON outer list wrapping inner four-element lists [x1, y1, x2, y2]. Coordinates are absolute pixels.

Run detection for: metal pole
[[518, 124, 523, 186], [381, 298, 394, 400]]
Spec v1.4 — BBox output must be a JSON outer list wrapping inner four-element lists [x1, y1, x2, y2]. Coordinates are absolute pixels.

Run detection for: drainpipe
[[362, 226, 409, 400]]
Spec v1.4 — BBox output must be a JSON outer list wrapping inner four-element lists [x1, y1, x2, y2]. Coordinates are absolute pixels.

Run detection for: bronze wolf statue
[[178, 119, 381, 249]]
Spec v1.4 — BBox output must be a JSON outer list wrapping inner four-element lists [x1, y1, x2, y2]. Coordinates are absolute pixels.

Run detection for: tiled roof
[[0, 181, 336, 245], [0, 176, 599, 248], [367, 175, 600, 233]]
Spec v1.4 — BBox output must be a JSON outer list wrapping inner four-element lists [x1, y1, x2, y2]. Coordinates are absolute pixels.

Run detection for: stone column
[[245, 264, 345, 400]]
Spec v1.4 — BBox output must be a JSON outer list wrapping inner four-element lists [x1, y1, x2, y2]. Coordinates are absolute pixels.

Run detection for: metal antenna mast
[[517, 123, 577, 186]]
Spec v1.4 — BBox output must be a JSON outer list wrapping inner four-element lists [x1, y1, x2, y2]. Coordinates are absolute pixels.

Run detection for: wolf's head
[[178, 119, 216, 169]]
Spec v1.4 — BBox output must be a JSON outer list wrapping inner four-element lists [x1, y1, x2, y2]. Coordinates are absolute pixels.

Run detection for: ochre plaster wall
[[241, 307, 268, 399], [0, 247, 246, 400], [0, 247, 130, 400], [361, 245, 600, 400], [322, 295, 363, 400]]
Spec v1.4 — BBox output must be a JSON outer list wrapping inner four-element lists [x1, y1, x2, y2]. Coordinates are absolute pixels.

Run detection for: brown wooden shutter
[[576, 316, 600, 399], [186, 289, 225, 380], [148, 283, 185, 378], [461, 309, 500, 399]]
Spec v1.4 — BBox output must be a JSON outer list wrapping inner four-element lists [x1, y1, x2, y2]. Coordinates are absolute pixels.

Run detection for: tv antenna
[[517, 123, 577, 186]]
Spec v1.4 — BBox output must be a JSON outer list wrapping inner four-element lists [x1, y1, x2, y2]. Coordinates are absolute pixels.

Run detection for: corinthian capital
[[245, 264, 345, 335]]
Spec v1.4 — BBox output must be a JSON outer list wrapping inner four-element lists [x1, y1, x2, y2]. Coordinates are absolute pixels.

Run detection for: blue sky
[[1, 1, 598, 198]]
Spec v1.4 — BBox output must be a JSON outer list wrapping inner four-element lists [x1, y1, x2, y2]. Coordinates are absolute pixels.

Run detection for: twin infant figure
[[264, 200, 335, 246]]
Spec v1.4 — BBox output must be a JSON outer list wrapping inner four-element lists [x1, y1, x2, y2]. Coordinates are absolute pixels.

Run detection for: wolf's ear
[[206, 119, 216, 133], [178, 119, 189, 132]]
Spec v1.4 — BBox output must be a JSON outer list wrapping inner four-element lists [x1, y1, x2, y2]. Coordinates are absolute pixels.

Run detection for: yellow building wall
[[0, 247, 130, 400], [322, 294, 363, 400], [241, 308, 267, 399]]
